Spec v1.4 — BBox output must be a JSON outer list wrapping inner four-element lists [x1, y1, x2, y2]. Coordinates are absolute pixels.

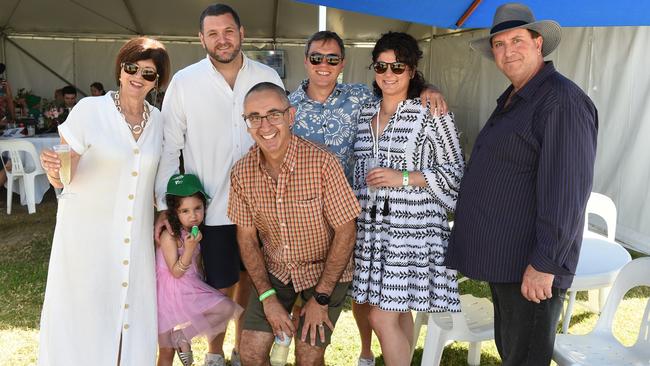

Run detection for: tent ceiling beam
[[69, 0, 138, 34], [5, 32, 379, 46], [121, 0, 144, 35], [1, 0, 22, 31]]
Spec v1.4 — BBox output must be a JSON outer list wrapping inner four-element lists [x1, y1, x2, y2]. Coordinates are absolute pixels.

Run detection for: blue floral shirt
[[289, 80, 376, 182]]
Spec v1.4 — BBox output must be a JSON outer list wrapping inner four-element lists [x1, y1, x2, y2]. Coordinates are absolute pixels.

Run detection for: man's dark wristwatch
[[314, 292, 330, 306]]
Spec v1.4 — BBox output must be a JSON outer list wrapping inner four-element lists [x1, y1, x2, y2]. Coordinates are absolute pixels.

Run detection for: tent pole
[[272, 0, 280, 48], [319, 6, 327, 31], [3, 36, 86, 96], [456, 0, 483, 28], [1, 33, 6, 64]]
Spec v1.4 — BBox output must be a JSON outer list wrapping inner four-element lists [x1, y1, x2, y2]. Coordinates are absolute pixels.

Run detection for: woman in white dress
[[38, 37, 170, 366], [351, 32, 465, 366]]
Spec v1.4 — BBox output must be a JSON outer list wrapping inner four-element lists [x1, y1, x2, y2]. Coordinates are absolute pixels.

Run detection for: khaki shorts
[[243, 274, 350, 347]]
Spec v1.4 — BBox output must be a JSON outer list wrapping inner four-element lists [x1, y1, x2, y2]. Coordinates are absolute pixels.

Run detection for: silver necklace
[[113, 91, 150, 135]]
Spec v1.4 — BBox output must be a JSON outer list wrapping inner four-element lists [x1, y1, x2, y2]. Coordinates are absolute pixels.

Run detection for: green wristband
[[402, 170, 409, 186], [258, 288, 277, 302]]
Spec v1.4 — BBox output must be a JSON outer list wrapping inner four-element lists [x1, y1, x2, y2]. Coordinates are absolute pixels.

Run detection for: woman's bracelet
[[258, 288, 277, 302], [175, 258, 190, 272]]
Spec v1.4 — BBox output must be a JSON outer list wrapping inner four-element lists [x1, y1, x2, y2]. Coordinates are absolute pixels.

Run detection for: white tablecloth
[[1, 134, 60, 205]]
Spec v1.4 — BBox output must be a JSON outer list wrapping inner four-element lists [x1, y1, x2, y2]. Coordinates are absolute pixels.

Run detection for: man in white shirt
[[154, 4, 283, 366]]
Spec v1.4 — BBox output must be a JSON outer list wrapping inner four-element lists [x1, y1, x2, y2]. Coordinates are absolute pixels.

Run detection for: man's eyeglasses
[[121, 62, 158, 82], [242, 107, 291, 128], [371, 61, 407, 75], [308, 53, 343, 66]]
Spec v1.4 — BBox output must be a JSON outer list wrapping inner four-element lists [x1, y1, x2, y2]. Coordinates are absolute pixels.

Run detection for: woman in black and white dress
[[351, 32, 464, 365]]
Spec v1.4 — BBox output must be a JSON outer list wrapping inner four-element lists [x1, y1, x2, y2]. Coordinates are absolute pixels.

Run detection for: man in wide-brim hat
[[446, 3, 599, 365]]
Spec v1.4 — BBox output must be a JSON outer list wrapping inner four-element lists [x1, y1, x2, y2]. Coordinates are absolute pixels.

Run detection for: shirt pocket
[[288, 197, 325, 233]]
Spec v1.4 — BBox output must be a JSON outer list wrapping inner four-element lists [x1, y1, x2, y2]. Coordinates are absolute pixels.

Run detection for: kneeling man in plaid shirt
[[227, 82, 360, 366]]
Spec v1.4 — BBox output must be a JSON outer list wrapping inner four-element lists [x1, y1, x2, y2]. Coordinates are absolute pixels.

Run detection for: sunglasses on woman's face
[[372, 61, 407, 75], [308, 53, 343, 66], [121, 62, 158, 82]]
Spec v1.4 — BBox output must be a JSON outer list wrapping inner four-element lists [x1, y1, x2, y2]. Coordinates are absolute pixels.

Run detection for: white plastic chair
[[411, 293, 494, 366], [562, 192, 620, 333], [553, 257, 650, 365], [583, 192, 617, 241], [0, 139, 46, 214]]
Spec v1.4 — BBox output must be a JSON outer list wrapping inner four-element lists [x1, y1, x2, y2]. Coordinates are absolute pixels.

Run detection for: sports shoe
[[358, 356, 376, 366], [203, 353, 226, 366], [230, 349, 241, 366]]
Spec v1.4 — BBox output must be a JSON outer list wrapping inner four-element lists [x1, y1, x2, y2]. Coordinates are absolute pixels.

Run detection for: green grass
[[0, 189, 648, 366]]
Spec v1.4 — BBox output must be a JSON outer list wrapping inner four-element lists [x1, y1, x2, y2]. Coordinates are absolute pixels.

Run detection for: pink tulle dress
[[156, 230, 242, 348]]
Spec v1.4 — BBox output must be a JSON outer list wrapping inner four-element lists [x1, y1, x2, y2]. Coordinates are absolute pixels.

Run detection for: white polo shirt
[[155, 54, 283, 225]]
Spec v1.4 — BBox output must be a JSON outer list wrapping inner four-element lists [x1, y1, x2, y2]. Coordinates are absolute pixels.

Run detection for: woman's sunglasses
[[308, 53, 343, 66], [372, 61, 407, 75], [121, 62, 158, 82]]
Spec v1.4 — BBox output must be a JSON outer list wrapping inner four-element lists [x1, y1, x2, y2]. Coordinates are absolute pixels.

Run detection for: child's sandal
[[171, 329, 194, 366]]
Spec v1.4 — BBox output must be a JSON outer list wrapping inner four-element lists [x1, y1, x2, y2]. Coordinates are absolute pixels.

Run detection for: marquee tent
[[2, 0, 649, 254]]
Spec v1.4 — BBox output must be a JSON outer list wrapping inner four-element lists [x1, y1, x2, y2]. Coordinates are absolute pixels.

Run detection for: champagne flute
[[52, 144, 75, 198], [366, 156, 379, 202]]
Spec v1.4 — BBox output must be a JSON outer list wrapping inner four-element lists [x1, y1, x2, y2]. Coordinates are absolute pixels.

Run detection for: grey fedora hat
[[469, 3, 561, 60]]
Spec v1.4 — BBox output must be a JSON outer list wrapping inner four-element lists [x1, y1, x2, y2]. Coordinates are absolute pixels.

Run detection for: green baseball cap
[[165, 174, 210, 199]]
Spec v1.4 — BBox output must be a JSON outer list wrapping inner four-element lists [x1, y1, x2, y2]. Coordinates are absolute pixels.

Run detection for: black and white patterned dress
[[351, 98, 464, 313]]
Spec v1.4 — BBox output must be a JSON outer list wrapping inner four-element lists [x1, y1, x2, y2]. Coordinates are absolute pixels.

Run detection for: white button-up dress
[[38, 92, 161, 365]]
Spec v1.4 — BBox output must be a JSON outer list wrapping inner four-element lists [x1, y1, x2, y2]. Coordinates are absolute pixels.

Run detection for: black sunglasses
[[308, 53, 343, 66], [121, 62, 158, 82], [371, 61, 407, 75]]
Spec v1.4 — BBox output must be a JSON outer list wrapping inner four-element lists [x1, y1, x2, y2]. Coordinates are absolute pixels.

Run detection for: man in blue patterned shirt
[[288, 30, 448, 366]]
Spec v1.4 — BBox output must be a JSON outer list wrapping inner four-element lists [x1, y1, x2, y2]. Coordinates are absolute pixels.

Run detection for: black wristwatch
[[314, 292, 330, 306]]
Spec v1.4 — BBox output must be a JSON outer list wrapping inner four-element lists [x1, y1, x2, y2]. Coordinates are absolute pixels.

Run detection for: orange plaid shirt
[[228, 135, 361, 291]]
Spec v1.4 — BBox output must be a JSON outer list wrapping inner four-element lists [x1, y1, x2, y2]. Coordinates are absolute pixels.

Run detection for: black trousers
[[200, 224, 243, 289], [489, 283, 566, 366]]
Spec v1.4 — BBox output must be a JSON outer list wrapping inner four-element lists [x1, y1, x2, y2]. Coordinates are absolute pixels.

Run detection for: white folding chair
[[0, 139, 46, 214], [411, 293, 494, 366], [563, 192, 620, 333], [553, 257, 650, 365]]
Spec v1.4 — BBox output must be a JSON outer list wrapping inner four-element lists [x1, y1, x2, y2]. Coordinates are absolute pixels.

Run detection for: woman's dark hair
[[114, 37, 171, 89], [165, 192, 207, 237], [371, 31, 426, 99]]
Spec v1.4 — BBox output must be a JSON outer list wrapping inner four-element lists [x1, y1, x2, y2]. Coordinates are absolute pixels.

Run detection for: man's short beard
[[207, 45, 241, 64]]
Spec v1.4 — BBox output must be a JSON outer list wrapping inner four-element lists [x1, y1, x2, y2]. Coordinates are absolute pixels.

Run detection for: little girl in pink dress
[[156, 174, 242, 366]]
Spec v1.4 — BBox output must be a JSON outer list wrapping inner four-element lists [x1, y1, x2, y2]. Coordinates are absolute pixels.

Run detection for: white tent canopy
[[2, 1, 648, 254], [1, 0, 435, 95]]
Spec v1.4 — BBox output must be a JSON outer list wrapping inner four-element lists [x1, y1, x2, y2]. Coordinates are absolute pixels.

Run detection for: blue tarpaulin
[[297, 0, 650, 29]]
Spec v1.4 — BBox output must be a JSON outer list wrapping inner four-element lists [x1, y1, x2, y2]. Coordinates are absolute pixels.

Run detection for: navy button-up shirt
[[446, 62, 598, 289]]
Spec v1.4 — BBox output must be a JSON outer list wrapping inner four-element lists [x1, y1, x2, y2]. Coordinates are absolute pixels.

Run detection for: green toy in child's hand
[[191, 226, 199, 238]]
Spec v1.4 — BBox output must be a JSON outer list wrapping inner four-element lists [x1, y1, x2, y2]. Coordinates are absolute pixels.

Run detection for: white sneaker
[[204, 353, 226, 366], [358, 356, 375, 366], [230, 349, 241, 366]]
